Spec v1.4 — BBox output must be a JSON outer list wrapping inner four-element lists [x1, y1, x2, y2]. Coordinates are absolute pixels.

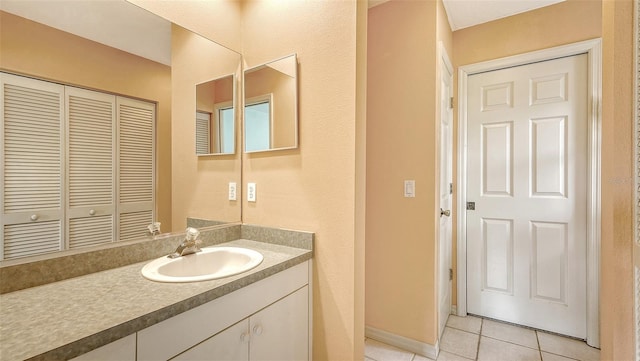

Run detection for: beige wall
[[241, 0, 366, 359], [450, 0, 602, 308], [601, 0, 634, 360], [366, 0, 449, 346], [0, 10, 173, 233], [452, 0, 602, 66], [196, 75, 233, 113], [171, 25, 242, 229]]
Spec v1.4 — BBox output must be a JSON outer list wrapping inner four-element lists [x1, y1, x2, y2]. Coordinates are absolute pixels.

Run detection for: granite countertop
[[0, 239, 312, 361]]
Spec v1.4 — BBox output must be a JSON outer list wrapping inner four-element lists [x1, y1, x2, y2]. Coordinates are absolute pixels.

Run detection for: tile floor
[[365, 315, 600, 361]]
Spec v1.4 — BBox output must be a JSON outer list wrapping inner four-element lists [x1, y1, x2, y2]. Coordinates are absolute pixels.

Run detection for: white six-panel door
[[466, 54, 588, 338]]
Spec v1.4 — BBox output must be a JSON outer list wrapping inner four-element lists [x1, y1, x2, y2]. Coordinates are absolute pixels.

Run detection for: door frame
[[456, 38, 602, 347]]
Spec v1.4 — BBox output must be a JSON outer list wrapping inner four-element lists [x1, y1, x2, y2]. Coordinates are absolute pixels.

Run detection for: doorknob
[[440, 208, 451, 217]]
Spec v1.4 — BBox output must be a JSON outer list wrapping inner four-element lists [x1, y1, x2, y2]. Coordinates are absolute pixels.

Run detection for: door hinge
[[449, 268, 453, 281], [449, 182, 453, 195], [466, 201, 475, 210], [449, 97, 454, 109]]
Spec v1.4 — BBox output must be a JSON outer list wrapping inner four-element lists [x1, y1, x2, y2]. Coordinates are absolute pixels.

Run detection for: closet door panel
[[117, 97, 155, 241], [3, 221, 61, 259], [66, 87, 115, 249], [1, 73, 64, 260]]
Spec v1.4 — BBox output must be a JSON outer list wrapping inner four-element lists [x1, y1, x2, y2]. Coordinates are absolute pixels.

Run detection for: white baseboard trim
[[451, 305, 457, 315], [365, 325, 439, 360]]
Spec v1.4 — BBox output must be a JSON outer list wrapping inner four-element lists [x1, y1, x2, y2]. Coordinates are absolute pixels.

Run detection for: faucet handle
[[185, 227, 200, 242], [147, 222, 161, 236]]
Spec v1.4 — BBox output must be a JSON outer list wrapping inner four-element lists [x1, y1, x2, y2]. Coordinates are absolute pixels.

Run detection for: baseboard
[[365, 325, 439, 360], [451, 305, 457, 315]]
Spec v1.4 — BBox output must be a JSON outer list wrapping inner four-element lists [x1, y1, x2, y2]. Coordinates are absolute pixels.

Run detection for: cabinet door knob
[[240, 332, 249, 343], [30, 214, 38, 221], [89, 209, 96, 216], [253, 325, 263, 336]]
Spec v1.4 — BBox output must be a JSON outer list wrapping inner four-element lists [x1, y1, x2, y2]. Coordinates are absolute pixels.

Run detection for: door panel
[[467, 54, 588, 338], [482, 122, 513, 196], [482, 218, 513, 294], [531, 117, 566, 197]]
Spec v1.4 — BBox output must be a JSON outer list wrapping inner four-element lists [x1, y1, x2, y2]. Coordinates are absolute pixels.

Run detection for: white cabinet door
[[172, 320, 249, 361], [250, 286, 309, 361], [70, 334, 136, 361]]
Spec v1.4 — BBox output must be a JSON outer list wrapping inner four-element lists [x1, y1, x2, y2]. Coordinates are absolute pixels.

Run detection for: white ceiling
[[0, 0, 172, 66], [370, 0, 565, 31], [443, 0, 565, 31]]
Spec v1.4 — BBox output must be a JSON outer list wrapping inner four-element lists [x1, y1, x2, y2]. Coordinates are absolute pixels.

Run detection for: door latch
[[466, 202, 475, 210]]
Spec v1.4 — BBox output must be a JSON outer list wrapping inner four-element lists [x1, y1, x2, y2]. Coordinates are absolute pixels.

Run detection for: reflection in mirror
[[0, 1, 241, 262], [196, 75, 235, 155], [244, 54, 298, 153], [171, 24, 241, 231]]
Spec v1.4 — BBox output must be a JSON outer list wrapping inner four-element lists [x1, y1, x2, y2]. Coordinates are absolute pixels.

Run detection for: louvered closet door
[[117, 97, 154, 241], [196, 111, 211, 154], [66, 87, 115, 249], [1, 73, 65, 260]]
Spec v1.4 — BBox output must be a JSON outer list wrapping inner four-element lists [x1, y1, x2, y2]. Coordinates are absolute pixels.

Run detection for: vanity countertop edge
[[0, 239, 313, 361]]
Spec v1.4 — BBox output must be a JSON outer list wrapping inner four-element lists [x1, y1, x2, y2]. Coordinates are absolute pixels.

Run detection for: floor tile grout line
[[536, 330, 543, 361], [446, 324, 482, 335], [537, 348, 582, 361], [475, 318, 483, 361], [479, 333, 541, 352]]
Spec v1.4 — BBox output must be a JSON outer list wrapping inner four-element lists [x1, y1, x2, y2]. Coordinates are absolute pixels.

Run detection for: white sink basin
[[141, 246, 264, 283]]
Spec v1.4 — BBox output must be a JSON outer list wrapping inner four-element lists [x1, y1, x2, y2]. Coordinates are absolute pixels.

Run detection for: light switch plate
[[247, 183, 257, 202], [228, 182, 237, 201], [404, 180, 415, 198]]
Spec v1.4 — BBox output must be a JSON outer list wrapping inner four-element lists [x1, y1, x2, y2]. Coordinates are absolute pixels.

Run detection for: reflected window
[[245, 96, 272, 152]]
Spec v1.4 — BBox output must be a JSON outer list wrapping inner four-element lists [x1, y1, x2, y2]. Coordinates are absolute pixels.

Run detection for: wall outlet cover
[[228, 182, 237, 201], [247, 183, 257, 202]]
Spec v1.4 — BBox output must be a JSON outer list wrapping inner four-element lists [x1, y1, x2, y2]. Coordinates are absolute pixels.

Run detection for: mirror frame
[[243, 53, 298, 154]]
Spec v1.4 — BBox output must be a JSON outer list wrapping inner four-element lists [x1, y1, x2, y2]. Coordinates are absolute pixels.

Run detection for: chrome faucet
[[168, 227, 202, 258]]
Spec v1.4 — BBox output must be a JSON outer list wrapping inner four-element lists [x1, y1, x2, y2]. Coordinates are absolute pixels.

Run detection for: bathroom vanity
[[0, 226, 313, 361], [76, 258, 310, 361]]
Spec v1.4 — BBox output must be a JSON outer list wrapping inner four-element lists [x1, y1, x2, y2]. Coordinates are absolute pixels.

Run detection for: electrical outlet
[[247, 183, 256, 202], [404, 180, 415, 198], [228, 182, 237, 201]]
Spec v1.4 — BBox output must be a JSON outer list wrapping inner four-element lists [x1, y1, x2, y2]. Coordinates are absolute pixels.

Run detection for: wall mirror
[[196, 74, 235, 155], [0, 0, 241, 262], [244, 54, 298, 153]]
